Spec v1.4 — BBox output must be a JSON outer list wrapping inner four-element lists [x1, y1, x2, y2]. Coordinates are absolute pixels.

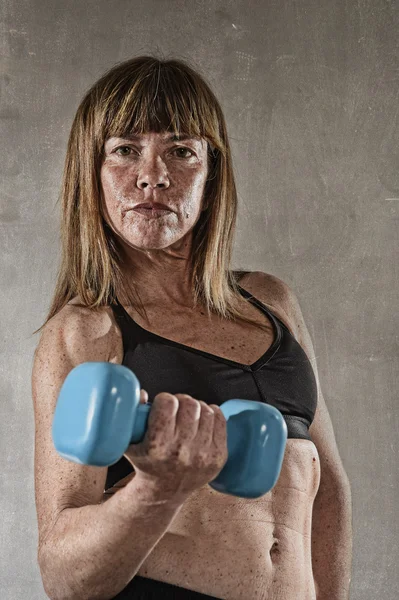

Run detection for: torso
[[94, 271, 321, 599]]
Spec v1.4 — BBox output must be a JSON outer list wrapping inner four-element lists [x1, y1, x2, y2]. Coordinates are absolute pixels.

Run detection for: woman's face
[[100, 131, 209, 253]]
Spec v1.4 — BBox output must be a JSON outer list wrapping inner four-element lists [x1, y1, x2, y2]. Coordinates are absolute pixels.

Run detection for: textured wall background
[[1, 0, 397, 598]]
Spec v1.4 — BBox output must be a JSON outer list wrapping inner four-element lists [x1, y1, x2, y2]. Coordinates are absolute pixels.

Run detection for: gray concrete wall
[[1, 1, 397, 598]]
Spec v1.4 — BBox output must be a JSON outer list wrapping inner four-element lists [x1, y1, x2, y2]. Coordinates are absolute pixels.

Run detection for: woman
[[32, 56, 352, 599]]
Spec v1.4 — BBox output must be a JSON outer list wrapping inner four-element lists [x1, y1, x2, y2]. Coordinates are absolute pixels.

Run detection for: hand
[[123, 392, 228, 501]]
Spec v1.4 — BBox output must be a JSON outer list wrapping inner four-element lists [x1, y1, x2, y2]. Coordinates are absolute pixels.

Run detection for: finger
[[209, 404, 227, 452]]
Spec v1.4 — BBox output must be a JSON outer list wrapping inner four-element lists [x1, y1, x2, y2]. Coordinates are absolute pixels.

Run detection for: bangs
[[96, 59, 222, 152]]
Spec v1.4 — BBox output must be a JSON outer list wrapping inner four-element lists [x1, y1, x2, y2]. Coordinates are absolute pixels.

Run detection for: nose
[[136, 157, 170, 190]]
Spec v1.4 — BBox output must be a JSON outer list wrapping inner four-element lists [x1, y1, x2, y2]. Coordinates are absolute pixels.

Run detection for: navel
[[270, 540, 280, 557]]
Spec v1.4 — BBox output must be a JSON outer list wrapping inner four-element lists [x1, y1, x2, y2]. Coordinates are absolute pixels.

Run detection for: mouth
[[134, 202, 171, 210], [132, 206, 172, 217]]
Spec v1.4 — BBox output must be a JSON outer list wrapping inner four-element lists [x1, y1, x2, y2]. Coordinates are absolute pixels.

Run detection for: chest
[[119, 297, 280, 367]]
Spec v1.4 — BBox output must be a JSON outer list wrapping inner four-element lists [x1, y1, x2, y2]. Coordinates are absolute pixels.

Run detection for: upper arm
[[256, 272, 350, 489], [32, 304, 119, 554]]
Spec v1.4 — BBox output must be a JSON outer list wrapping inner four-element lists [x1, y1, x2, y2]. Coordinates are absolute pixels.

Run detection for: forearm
[[38, 476, 187, 600], [311, 478, 353, 600]]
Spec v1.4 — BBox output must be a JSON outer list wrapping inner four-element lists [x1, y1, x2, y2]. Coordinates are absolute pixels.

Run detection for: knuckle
[[174, 393, 193, 401], [175, 394, 198, 408], [147, 441, 165, 459], [186, 398, 202, 413], [195, 453, 209, 468], [175, 442, 190, 464], [154, 392, 176, 405], [199, 400, 214, 414]]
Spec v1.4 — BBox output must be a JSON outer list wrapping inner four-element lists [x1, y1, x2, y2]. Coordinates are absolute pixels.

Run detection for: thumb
[[139, 388, 149, 404]]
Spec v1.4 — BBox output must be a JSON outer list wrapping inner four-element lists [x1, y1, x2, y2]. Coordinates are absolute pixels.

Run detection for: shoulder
[[241, 271, 298, 340], [245, 271, 292, 302], [53, 296, 123, 364], [65, 295, 114, 328]]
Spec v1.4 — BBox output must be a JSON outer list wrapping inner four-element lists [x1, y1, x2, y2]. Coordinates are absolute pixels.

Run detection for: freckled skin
[[100, 132, 210, 306], [103, 270, 321, 599], [99, 137, 320, 598]]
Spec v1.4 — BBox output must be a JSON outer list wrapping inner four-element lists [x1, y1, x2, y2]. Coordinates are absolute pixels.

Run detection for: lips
[[133, 202, 170, 210]]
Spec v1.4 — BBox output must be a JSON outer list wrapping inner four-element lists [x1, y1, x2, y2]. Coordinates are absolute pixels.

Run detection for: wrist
[[128, 472, 189, 507]]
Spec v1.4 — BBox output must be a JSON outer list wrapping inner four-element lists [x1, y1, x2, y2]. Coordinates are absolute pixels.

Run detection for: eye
[[114, 146, 135, 156], [172, 147, 194, 158]]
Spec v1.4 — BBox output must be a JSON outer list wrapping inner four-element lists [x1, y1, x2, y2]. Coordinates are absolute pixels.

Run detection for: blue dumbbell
[[52, 362, 287, 499]]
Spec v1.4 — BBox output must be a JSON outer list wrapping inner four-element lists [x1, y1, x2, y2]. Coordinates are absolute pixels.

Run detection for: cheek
[[179, 171, 208, 202], [100, 169, 115, 202], [101, 170, 131, 209], [101, 164, 130, 187]]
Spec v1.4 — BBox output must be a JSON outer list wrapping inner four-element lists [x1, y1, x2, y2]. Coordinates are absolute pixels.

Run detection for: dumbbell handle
[[53, 362, 287, 498], [130, 401, 152, 443]]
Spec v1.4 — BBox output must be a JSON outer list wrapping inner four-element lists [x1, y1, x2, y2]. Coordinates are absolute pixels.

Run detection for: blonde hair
[[33, 55, 270, 336]]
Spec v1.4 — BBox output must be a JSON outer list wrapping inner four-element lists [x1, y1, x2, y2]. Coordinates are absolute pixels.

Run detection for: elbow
[[37, 564, 60, 600], [38, 549, 111, 600], [38, 549, 78, 600]]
